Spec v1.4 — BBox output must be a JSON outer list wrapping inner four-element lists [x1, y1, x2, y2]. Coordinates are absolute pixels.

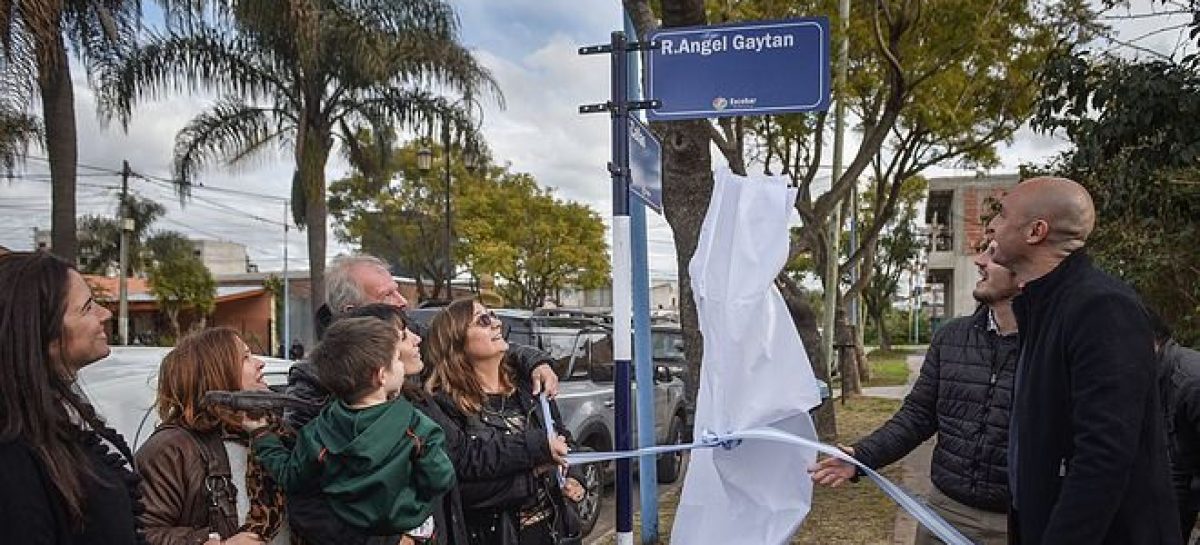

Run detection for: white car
[[76, 346, 293, 450]]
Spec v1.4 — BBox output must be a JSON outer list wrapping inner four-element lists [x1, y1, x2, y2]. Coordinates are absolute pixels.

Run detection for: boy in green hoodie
[[247, 317, 455, 539]]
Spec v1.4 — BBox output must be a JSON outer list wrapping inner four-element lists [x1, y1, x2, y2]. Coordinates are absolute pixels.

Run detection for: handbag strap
[[159, 425, 240, 537]]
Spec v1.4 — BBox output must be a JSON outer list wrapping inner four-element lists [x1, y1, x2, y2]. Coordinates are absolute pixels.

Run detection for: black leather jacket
[[432, 366, 583, 545]]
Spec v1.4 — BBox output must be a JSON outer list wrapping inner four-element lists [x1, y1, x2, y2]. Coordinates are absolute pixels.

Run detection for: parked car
[[75, 347, 294, 450]]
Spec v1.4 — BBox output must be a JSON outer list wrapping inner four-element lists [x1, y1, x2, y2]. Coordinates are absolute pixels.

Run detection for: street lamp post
[[417, 128, 479, 302], [441, 122, 452, 301]]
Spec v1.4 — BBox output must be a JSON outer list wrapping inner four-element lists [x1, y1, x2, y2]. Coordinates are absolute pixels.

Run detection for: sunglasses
[[473, 311, 500, 328]]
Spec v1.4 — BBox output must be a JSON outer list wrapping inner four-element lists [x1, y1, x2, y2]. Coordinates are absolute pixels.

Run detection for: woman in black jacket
[[0, 251, 144, 545], [425, 298, 585, 545]]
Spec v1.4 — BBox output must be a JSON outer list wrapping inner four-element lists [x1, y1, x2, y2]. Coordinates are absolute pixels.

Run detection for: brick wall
[[961, 187, 1009, 255], [211, 292, 273, 354]]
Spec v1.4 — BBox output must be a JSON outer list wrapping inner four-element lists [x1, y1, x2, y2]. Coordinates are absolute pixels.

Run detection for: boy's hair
[[313, 317, 399, 402], [339, 303, 409, 332]]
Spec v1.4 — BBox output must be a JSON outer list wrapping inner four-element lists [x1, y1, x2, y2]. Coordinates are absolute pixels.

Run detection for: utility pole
[[283, 200, 291, 360], [822, 0, 851, 377], [118, 160, 133, 346]]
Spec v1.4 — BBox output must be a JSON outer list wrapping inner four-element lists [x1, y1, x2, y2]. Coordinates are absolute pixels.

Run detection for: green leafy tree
[[148, 236, 216, 339], [329, 137, 467, 301], [99, 0, 500, 327], [1033, 55, 1200, 345], [456, 170, 610, 310], [330, 138, 609, 309], [145, 230, 194, 261], [77, 194, 167, 275], [1, 0, 140, 261], [861, 176, 926, 351]]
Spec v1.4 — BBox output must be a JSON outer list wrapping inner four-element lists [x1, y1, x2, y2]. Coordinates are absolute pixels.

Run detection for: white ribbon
[[565, 427, 973, 545]]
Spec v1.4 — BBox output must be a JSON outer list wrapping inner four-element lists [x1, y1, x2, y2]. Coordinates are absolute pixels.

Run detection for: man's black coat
[[1009, 251, 1179, 544]]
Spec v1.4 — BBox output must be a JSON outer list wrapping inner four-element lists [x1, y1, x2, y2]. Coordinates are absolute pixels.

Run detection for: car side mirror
[[654, 364, 673, 383]]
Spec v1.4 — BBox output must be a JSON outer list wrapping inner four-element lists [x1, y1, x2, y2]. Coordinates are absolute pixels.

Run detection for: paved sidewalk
[[858, 353, 935, 545]]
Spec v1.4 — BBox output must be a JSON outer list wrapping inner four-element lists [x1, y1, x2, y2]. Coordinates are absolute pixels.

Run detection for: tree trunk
[[167, 308, 180, 341], [875, 306, 892, 351], [38, 31, 78, 262], [853, 325, 871, 383], [659, 119, 714, 413], [777, 274, 836, 441], [836, 309, 862, 400], [298, 127, 333, 331]]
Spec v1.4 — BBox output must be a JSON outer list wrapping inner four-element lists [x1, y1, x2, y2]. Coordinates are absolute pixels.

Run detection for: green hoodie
[[253, 397, 456, 534]]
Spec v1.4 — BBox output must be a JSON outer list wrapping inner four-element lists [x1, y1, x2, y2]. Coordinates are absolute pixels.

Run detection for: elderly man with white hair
[[286, 254, 560, 429]]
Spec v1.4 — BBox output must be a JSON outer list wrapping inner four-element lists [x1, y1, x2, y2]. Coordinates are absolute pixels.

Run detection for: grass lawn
[[606, 397, 905, 544], [831, 346, 923, 390], [864, 347, 921, 387]]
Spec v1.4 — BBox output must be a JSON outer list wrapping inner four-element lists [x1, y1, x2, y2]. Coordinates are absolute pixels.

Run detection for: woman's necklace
[[484, 390, 507, 414]]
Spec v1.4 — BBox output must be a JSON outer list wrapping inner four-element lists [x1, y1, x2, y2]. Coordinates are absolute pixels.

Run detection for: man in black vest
[[810, 237, 1018, 544], [990, 176, 1178, 544]]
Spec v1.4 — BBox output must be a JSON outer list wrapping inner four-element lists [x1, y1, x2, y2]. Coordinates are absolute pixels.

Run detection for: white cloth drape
[[670, 167, 822, 545]]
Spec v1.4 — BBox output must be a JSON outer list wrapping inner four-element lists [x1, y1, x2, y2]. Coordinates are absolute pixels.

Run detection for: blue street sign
[[628, 115, 663, 214], [646, 18, 831, 121]]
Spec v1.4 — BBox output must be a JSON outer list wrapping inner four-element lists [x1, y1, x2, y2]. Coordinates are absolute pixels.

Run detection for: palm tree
[[0, 0, 140, 261], [100, 0, 500, 325], [76, 193, 167, 275]]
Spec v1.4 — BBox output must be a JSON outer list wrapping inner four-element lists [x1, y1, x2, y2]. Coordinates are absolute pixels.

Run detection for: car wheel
[[656, 414, 686, 483], [573, 450, 604, 536]]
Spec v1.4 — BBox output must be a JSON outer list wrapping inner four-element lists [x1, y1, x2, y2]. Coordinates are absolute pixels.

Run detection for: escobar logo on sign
[[712, 96, 757, 112]]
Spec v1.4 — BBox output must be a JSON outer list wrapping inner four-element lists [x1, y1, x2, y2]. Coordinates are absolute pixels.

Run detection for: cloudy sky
[[0, 0, 1190, 281]]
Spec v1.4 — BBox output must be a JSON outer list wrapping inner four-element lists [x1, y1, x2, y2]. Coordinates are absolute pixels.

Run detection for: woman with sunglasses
[[425, 298, 587, 545]]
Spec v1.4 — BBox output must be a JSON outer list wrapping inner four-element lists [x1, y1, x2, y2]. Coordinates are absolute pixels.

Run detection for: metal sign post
[[580, 31, 660, 545]]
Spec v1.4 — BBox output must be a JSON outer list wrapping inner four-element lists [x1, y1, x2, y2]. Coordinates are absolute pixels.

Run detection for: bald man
[[990, 177, 1180, 545]]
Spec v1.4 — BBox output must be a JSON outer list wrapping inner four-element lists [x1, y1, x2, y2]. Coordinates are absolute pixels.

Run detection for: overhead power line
[[19, 155, 290, 202]]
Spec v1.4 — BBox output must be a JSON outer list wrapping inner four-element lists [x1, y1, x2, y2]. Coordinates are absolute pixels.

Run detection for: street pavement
[[861, 352, 934, 545], [584, 459, 689, 544]]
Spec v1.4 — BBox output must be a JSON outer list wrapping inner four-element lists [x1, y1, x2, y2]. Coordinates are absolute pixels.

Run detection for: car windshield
[[651, 330, 685, 360]]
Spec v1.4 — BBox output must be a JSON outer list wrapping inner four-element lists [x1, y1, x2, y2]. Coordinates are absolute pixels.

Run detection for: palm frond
[[321, 0, 502, 109], [96, 26, 297, 129], [66, 0, 142, 85], [0, 104, 40, 172], [173, 98, 291, 187], [336, 88, 489, 162], [382, 30, 503, 109], [337, 0, 458, 37]]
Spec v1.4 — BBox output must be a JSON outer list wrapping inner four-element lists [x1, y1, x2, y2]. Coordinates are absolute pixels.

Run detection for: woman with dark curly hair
[[0, 251, 144, 545], [426, 298, 586, 545], [136, 327, 289, 545]]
